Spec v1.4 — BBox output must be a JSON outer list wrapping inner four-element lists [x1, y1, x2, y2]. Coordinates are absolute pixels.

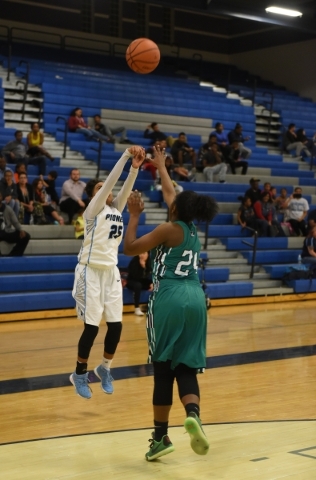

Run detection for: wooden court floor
[[0, 300, 316, 479]]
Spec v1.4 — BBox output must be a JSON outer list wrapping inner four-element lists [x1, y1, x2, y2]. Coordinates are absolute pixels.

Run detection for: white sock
[[102, 357, 112, 371]]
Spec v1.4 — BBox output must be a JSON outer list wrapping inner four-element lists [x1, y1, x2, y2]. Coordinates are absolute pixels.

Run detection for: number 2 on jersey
[[108, 224, 123, 239], [175, 249, 199, 276]]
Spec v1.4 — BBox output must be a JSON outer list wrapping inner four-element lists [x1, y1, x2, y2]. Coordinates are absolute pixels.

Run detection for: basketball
[[126, 38, 160, 74]]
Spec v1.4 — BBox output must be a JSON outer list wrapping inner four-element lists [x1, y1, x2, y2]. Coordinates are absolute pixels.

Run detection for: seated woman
[[253, 192, 285, 237], [0, 169, 20, 219], [17, 172, 34, 224], [126, 251, 153, 316], [27, 122, 53, 160], [68, 108, 108, 142], [14, 162, 27, 183], [32, 177, 64, 225], [301, 226, 316, 264]]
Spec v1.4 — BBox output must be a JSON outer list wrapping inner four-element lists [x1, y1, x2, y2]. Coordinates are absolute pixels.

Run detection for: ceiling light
[[265, 6, 302, 17]]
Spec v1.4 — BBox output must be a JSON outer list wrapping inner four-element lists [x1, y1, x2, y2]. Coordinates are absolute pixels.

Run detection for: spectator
[[228, 123, 252, 159], [301, 226, 316, 264], [245, 178, 261, 206], [0, 191, 30, 256], [296, 128, 314, 154], [93, 114, 132, 144], [202, 143, 227, 183], [307, 208, 316, 230], [237, 196, 267, 236], [32, 178, 64, 225], [68, 108, 108, 142], [155, 156, 184, 194], [74, 208, 85, 240], [0, 170, 20, 219], [226, 141, 248, 175], [40, 171, 59, 205], [253, 192, 285, 237], [0, 156, 14, 181], [126, 252, 153, 316], [17, 172, 34, 224], [283, 123, 311, 158], [144, 122, 171, 145], [13, 163, 27, 183], [170, 132, 196, 167], [211, 123, 229, 154], [284, 187, 308, 236], [27, 122, 54, 160], [2, 131, 47, 175], [59, 169, 87, 224], [275, 188, 289, 212]]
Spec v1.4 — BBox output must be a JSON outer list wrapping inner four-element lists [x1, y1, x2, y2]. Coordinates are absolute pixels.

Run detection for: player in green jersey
[[124, 147, 218, 461]]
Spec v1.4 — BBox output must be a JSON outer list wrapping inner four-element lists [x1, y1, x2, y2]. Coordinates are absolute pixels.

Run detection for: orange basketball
[[126, 38, 160, 74]]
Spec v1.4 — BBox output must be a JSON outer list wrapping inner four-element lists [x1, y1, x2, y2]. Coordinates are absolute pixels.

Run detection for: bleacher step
[[252, 287, 294, 295]]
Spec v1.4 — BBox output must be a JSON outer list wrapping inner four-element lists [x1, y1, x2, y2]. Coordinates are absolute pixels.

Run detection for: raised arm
[[149, 147, 176, 208], [84, 147, 144, 219], [112, 148, 145, 212], [84, 149, 132, 218]]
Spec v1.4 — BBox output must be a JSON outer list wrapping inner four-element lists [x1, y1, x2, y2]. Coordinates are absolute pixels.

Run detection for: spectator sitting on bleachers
[[228, 123, 252, 159], [93, 115, 131, 144], [275, 188, 289, 213], [126, 252, 153, 316], [199, 133, 217, 159], [301, 226, 316, 264], [261, 182, 271, 195], [40, 171, 59, 206], [0, 156, 14, 181], [245, 178, 261, 206], [144, 122, 169, 145], [237, 196, 266, 236], [170, 132, 196, 167], [0, 170, 20, 219], [296, 128, 315, 155], [2, 131, 47, 176], [283, 187, 308, 236], [155, 156, 184, 194], [59, 168, 87, 224], [211, 122, 229, 155], [225, 140, 248, 175], [68, 108, 108, 142], [283, 123, 311, 158], [307, 208, 316, 231], [74, 208, 85, 240], [254, 192, 285, 237], [0, 191, 30, 256], [32, 178, 64, 225], [27, 122, 54, 161], [17, 172, 34, 224], [13, 163, 27, 183], [202, 143, 227, 184]]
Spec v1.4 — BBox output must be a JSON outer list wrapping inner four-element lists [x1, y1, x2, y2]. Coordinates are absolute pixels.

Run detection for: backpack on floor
[[282, 263, 316, 285]]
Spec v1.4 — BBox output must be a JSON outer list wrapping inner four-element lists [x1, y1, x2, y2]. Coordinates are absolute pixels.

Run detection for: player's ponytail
[[174, 190, 218, 223]]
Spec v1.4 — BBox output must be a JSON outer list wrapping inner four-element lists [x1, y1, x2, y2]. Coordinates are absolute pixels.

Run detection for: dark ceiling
[[149, 0, 316, 52]]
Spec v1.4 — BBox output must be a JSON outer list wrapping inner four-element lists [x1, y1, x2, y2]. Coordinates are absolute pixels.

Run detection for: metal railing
[[91, 140, 103, 178], [241, 226, 258, 279], [56, 116, 68, 159], [262, 91, 274, 143]]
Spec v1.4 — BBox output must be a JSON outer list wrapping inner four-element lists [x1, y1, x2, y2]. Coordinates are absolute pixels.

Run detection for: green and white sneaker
[[145, 433, 175, 461], [184, 412, 209, 455]]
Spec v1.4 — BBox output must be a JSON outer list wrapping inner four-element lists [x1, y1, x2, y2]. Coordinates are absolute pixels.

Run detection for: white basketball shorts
[[72, 263, 123, 326]]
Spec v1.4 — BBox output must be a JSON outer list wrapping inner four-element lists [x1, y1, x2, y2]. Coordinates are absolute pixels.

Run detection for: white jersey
[[78, 204, 124, 268], [77, 149, 138, 269]]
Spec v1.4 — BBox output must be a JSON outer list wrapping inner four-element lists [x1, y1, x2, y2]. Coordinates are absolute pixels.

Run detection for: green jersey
[[151, 221, 201, 285]]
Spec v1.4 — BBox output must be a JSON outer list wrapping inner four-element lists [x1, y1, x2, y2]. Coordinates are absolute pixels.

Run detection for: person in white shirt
[[70, 146, 145, 400], [284, 187, 309, 236]]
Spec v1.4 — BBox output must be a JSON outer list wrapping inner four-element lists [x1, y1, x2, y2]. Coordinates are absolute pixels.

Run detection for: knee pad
[[153, 361, 175, 405], [78, 323, 99, 359], [175, 363, 200, 399], [104, 322, 122, 354]]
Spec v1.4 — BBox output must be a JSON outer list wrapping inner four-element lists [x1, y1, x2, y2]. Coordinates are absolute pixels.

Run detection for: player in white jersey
[[70, 146, 145, 399]]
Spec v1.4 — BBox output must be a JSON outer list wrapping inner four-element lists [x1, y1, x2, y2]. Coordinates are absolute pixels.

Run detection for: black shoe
[[120, 138, 133, 144]]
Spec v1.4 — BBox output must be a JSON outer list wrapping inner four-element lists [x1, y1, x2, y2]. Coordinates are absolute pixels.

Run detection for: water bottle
[[298, 254, 302, 264]]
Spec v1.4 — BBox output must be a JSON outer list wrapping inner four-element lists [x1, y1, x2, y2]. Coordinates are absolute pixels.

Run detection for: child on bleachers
[[40, 171, 59, 206], [73, 208, 85, 240]]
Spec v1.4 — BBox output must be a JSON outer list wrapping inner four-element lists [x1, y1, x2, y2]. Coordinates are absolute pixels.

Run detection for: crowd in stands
[[1, 112, 316, 260]]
